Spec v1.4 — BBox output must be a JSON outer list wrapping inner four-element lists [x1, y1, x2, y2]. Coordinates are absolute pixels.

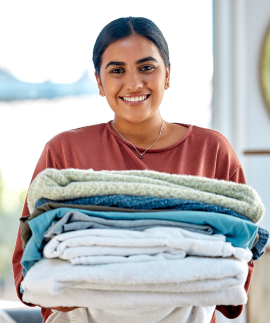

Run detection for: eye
[[110, 68, 125, 74], [140, 65, 155, 71]]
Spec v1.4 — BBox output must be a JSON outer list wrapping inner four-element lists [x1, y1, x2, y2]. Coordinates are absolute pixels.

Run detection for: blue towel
[[34, 195, 254, 215], [21, 207, 258, 274], [34, 196, 269, 260]]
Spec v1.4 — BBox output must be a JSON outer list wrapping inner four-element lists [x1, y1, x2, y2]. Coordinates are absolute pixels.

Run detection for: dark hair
[[93, 17, 170, 75]]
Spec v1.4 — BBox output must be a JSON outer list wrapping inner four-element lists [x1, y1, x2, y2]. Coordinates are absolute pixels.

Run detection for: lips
[[119, 94, 150, 105]]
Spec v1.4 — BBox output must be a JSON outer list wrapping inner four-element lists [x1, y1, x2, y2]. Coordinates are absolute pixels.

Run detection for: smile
[[120, 94, 150, 105]]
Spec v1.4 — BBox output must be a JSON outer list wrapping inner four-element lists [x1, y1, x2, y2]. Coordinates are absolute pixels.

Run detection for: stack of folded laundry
[[20, 168, 268, 322]]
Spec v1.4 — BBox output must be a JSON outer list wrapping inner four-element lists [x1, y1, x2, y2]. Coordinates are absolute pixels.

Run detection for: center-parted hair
[[93, 17, 170, 75]]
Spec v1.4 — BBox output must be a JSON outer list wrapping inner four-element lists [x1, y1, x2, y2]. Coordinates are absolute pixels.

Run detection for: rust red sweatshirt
[[12, 122, 254, 322]]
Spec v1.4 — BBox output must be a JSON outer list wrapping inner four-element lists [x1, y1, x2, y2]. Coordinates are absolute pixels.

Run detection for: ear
[[95, 72, 105, 92], [165, 65, 171, 86]]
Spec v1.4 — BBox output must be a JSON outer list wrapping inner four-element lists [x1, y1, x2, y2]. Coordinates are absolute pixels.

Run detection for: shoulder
[[191, 125, 233, 146], [185, 124, 245, 183], [46, 123, 107, 148], [189, 125, 237, 156]]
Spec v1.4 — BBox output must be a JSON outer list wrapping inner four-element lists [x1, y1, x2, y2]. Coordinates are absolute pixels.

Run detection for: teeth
[[122, 95, 147, 102]]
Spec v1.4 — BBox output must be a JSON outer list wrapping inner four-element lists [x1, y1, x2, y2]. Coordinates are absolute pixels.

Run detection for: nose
[[124, 69, 144, 92]]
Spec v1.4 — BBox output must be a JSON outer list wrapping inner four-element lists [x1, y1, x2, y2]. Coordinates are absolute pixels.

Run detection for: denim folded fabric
[[34, 196, 269, 260], [223, 211, 269, 260], [21, 207, 258, 274], [252, 228, 269, 260]]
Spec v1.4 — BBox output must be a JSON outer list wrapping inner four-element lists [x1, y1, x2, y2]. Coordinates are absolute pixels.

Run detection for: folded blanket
[[22, 286, 247, 310], [25, 199, 268, 261], [46, 306, 216, 323], [34, 195, 257, 216], [27, 168, 264, 223], [252, 227, 269, 260], [21, 203, 173, 250], [21, 208, 258, 273], [21, 257, 248, 308], [43, 227, 252, 263], [70, 253, 187, 265], [44, 212, 213, 238], [22, 210, 213, 249]]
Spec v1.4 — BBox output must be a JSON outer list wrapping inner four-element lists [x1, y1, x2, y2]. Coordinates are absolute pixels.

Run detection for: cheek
[[104, 78, 121, 98], [149, 77, 165, 100], [148, 70, 165, 90]]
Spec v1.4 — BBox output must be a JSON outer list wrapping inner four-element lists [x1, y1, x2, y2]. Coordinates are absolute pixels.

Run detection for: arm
[[216, 165, 255, 319], [12, 142, 78, 317], [216, 260, 254, 318]]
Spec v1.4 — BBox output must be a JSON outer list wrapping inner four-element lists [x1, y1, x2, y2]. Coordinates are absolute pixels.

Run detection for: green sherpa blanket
[[27, 168, 265, 223]]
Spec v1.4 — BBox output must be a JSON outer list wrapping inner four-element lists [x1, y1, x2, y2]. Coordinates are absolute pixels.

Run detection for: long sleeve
[[12, 142, 61, 321], [11, 124, 257, 323], [212, 165, 255, 321]]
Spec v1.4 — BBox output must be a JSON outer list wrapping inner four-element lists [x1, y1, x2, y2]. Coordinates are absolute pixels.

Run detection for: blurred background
[[0, 0, 269, 323]]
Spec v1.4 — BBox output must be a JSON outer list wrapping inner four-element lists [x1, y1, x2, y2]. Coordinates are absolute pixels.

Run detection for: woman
[[12, 17, 254, 323]]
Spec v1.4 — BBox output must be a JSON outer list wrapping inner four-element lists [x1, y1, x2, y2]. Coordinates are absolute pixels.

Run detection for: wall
[[213, 0, 270, 322], [213, 0, 270, 241], [245, 0, 270, 236]]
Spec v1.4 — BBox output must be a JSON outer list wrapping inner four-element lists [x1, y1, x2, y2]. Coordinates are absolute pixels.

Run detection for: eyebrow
[[105, 56, 158, 69]]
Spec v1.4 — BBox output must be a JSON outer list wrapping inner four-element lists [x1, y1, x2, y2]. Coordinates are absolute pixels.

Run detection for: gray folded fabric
[[44, 210, 214, 241], [20, 203, 169, 250]]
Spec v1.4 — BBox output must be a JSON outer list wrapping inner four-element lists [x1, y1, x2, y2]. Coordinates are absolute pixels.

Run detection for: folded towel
[[22, 285, 247, 310], [21, 257, 248, 308], [27, 168, 264, 223], [33, 195, 256, 217], [43, 227, 252, 263], [45, 306, 216, 323], [44, 212, 213, 239], [27, 198, 268, 261], [252, 227, 269, 260], [21, 210, 213, 249], [21, 208, 258, 273], [70, 253, 187, 265]]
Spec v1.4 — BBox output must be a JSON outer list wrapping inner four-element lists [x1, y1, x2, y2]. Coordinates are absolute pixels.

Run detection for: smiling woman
[[96, 35, 168, 126], [92, 17, 189, 153], [12, 16, 254, 323]]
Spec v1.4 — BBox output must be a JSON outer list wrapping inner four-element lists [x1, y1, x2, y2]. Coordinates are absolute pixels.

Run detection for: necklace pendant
[[140, 155, 143, 159]]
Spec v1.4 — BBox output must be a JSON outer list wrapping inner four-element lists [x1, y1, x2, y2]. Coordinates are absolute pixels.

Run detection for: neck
[[111, 114, 166, 148]]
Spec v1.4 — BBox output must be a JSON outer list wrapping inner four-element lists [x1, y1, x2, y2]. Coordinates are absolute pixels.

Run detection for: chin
[[121, 109, 154, 124], [123, 115, 150, 123]]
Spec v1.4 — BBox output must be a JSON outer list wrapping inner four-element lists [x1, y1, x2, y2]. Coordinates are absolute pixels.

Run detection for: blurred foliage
[[0, 169, 27, 282]]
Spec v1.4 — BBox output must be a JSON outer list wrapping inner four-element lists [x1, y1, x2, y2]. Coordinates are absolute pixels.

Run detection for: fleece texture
[[27, 168, 265, 223], [46, 306, 216, 323], [21, 257, 248, 309]]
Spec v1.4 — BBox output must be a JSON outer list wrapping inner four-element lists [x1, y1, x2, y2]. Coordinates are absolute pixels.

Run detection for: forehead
[[101, 35, 162, 67]]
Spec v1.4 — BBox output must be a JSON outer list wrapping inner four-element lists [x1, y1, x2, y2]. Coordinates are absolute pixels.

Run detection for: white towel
[[46, 306, 216, 323], [70, 253, 186, 265], [22, 285, 246, 310], [43, 227, 252, 263], [21, 257, 248, 309]]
